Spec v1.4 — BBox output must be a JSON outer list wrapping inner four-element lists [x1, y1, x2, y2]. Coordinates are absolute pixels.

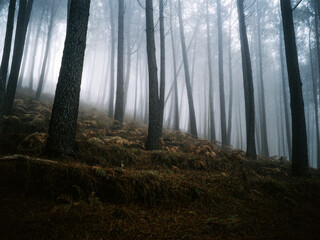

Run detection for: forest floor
[[0, 90, 320, 240]]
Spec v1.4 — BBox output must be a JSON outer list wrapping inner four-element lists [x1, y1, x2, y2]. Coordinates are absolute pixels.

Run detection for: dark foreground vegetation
[[0, 91, 320, 240]]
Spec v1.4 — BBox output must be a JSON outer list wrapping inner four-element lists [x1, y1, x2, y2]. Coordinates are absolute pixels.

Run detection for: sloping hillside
[[0, 91, 319, 240]]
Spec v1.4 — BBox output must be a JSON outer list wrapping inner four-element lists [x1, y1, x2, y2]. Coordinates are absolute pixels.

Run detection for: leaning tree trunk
[[217, 0, 227, 146], [236, 0, 257, 159], [177, 0, 198, 138], [114, 0, 125, 128], [280, 0, 309, 176], [145, 0, 160, 150], [0, 0, 16, 134], [46, 0, 90, 158], [4, 0, 34, 115], [206, 0, 216, 143]]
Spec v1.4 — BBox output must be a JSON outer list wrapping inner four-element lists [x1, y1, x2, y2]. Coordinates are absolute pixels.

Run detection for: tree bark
[[46, 0, 91, 158], [280, 0, 309, 176], [227, 6, 233, 146], [0, 0, 16, 133], [145, 0, 160, 150], [4, 0, 34, 115], [236, 0, 257, 159]]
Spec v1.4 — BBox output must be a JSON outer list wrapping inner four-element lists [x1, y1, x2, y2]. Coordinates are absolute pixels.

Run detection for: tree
[[46, 0, 91, 158], [35, 0, 61, 100], [217, 0, 227, 146], [236, 0, 257, 159], [145, 0, 160, 150], [280, 0, 309, 176], [4, 0, 34, 115], [158, 0, 165, 136], [0, 0, 16, 133], [114, 0, 125, 128], [256, 0, 269, 157], [205, 0, 216, 143], [177, 0, 198, 138]]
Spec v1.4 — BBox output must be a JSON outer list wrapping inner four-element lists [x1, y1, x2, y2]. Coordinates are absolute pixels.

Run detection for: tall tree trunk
[[0, 0, 16, 133], [279, 21, 292, 160], [236, 0, 257, 159], [206, 0, 216, 142], [46, 0, 90, 158], [177, 0, 198, 138], [114, 0, 125, 128], [227, 7, 233, 146], [217, 0, 227, 146], [107, 0, 115, 118], [4, 0, 34, 115], [280, 0, 309, 176], [145, 0, 160, 150], [170, 0, 179, 131], [18, 21, 33, 89], [158, 0, 165, 136], [309, 28, 320, 167], [256, 1, 269, 157], [35, 9, 55, 100], [28, 9, 45, 90], [123, 5, 132, 112]]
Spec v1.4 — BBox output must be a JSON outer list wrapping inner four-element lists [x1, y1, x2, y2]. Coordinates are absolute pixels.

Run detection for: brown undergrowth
[[0, 90, 320, 240]]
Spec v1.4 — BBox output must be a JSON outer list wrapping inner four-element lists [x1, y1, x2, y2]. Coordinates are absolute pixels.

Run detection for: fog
[[0, 0, 318, 168]]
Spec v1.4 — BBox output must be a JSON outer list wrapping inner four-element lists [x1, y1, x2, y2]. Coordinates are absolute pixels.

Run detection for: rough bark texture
[[0, 0, 16, 133], [145, 0, 160, 150], [280, 0, 309, 176], [46, 0, 90, 158], [206, 0, 216, 143], [217, 0, 227, 146], [236, 0, 257, 159], [256, 1, 269, 157], [4, 0, 34, 115], [114, 0, 125, 128], [177, 0, 198, 138]]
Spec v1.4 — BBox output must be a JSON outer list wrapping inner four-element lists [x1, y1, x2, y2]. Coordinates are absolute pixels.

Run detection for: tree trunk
[[169, 0, 179, 131], [256, 1, 269, 157], [145, 0, 160, 150], [227, 7, 233, 146], [107, 0, 115, 118], [177, 0, 198, 138], [309, 28, 320, 168], [206, 0, 216, 143], [28, 9, 45, 91], [158, 0, 165, 136], [0, 0, 16, 133], [114, 0, 125, 128], [280, 0, 309, 176], [35, 9, 55, 100], [236, 0, 257, 159], [46, 0, 90, 158], [217, 0, 227, 146]]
